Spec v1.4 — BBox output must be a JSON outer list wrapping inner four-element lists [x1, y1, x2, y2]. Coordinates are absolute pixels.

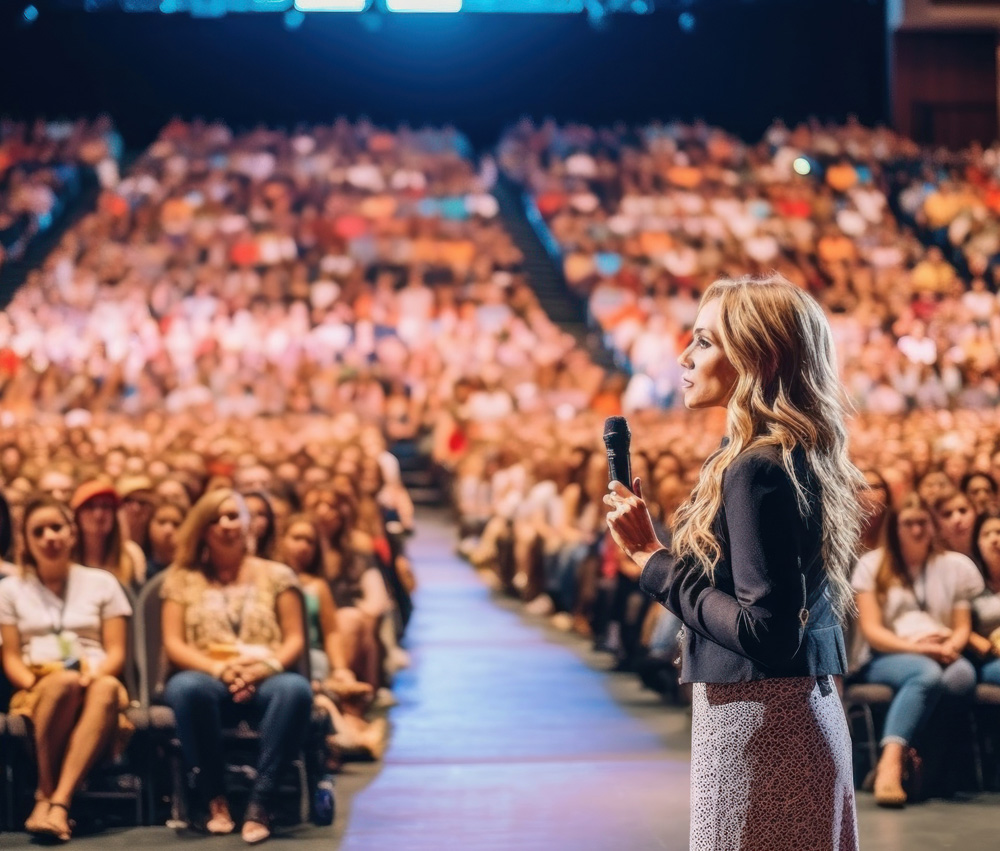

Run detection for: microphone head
[[603, 416, 630, 443]]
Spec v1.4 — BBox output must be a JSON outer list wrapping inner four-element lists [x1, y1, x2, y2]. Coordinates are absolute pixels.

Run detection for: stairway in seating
[[390, 440, 446, 507], [493, 174, 617, 372], [0, 169, 101, 310]]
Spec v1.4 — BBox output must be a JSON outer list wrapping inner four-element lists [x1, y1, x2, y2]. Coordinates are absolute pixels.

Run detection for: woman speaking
[[605, 276, 861, 850]]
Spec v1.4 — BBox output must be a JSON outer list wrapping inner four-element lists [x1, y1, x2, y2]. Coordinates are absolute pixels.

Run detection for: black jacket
[[639, 443, 848, 684]]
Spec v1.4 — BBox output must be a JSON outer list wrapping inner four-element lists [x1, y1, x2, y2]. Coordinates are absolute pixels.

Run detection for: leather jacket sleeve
[[638, 452, 805, 669]]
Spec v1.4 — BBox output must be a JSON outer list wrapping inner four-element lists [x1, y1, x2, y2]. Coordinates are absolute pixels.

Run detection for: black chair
[[973, 683, 1000, 790], [135, 572, 329, 828], [0, 664, 15, 832], [842, 681, 894, 788]]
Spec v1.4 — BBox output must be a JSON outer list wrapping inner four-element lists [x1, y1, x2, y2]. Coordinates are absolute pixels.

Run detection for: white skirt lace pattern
[[690, 676, 858, 851]]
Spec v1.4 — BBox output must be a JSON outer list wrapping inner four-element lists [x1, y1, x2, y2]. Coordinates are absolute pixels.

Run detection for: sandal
[[39, 801, 73, 842], [206, 797, 235, 835], [24, 798, 51, 834], [241, 803, 271, 845]]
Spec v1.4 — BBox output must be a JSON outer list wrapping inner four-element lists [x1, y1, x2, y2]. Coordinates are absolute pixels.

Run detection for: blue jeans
[[648, 609, 683, 658], [164, 670, 313, 806], [861, 652, 976, 747], [979, 656, 1000, 686], [545, 543, 589, 613]]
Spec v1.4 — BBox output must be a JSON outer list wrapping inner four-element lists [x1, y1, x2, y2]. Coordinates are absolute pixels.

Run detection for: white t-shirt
[[850, 548, 984, 667], [0, 565, 132, 671]]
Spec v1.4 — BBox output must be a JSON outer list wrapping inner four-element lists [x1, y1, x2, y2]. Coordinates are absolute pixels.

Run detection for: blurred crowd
[[0, 117, 121, 270], [499, 117, 1000, 413], [0, 119, 601, 437], [7, 110, 1000, 833], [0, 409, 416, 839]]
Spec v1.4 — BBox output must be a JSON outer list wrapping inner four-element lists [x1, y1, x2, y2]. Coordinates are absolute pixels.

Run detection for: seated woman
[[279, 515, 386, 760], [0, 497, 132, 841], [143, 499, 184, 579], [160, 488, 313, 844], [70, 480, 147, 590], [852, 492, 983, 807], [932, 487, 976, 558], [303, 485, 388, 692], [858, 468, 892, 553], [968, 508, 1000, 685], [244, 491, 278, 560], [0, 490, 15, 574]]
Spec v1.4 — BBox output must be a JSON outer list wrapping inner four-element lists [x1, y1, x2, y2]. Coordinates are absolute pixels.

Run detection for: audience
[[0, 497, 133, 841], [0, 117, 121, 270], [9, 110, 1000, 831], [71, 479, 148, 590], [850, 492, 982, 807], [969, 508, 1000, 687], [279, 514, 386, 761], [160, 488, 314, 843]]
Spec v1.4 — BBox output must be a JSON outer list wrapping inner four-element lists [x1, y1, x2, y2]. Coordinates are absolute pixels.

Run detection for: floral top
[[161, 558, 298, 655]]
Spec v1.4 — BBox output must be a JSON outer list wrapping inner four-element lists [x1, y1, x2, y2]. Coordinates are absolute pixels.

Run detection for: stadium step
[[493, 175, 617, 372], [0, 169, 101, 309]]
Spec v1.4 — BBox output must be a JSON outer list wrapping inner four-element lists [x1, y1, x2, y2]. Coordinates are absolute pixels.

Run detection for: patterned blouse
[[161, 558, 298, 655]]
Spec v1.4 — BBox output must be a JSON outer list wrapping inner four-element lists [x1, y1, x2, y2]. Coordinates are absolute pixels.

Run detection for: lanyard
[[912, 561, 929, 612], [35, 572, 74, 659]]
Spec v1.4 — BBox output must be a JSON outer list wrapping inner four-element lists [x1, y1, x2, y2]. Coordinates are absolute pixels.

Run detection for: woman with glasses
[[851, 492, 983, 806], [70, 480, 147, 591]]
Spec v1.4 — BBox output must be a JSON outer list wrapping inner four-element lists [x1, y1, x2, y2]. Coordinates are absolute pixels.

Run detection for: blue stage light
[[678, 10, 695, 32], [22, 4, 39, 21], [295, 0, 369, 9], [463, 0, 581, 10], [190, 0, 226, 15], [284, 7, 305, 24], [386, 0, 462, 11]]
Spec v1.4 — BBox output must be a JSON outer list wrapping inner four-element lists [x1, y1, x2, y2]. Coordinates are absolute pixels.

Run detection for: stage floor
[[3, 508, 998, 850]]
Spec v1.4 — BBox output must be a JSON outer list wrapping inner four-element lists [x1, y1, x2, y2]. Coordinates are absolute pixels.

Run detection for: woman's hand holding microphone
[[604, 477, 667, 578]]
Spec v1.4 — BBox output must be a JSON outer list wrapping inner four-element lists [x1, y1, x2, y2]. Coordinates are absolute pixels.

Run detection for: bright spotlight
[[284, 7, 305, 25], [678, 11, 695, 32], [22, 4, 39, 22], [386, 0, 462, 11], [793, 157, 812, 176], [295, 0, 369, 9]]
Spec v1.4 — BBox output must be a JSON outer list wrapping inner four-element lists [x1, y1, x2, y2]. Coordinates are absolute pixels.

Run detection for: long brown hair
[[875, 492, 942, 602], [280, 514, 326, 578], [72, 496, 132, 586], [19, 497, 76, 575], [670, 275, 865, 618]]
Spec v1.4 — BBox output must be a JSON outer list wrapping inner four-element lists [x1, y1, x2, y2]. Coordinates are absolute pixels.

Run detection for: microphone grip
[[604, 439, 633, 494]]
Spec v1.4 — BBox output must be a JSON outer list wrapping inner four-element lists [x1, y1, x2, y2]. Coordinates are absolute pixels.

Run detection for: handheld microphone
[[603, 416, 633, 493]]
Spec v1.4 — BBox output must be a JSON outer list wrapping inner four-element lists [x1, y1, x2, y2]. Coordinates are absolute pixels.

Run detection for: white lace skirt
[[690, 676, 858, 851]]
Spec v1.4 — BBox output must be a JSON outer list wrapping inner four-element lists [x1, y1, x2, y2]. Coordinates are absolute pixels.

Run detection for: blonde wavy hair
[[670, 275, 865, 619]]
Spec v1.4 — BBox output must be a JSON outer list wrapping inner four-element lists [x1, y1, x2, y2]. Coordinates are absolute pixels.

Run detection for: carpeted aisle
[[338, 510, 691, 851]]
